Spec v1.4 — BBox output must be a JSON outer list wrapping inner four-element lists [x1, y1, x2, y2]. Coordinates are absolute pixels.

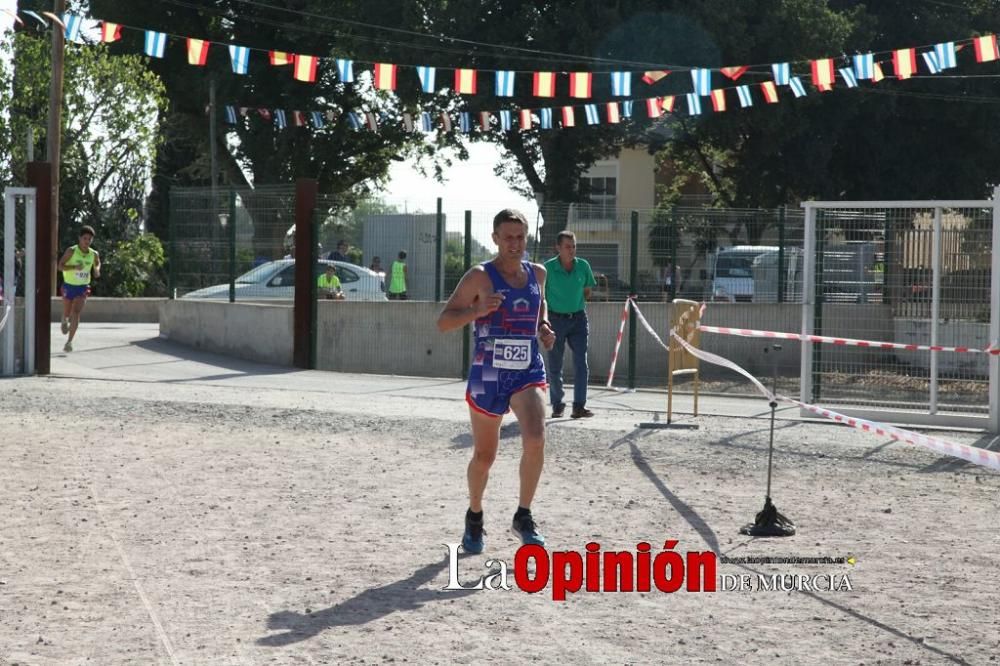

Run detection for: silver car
[[182, 259, 387, 301]]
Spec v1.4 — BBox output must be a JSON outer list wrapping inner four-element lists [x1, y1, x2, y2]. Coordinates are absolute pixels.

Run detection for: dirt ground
[[1, 371, 999, 666]]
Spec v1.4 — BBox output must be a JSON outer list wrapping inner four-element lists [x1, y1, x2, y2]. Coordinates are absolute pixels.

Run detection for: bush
[[101, 233, 166, 297]]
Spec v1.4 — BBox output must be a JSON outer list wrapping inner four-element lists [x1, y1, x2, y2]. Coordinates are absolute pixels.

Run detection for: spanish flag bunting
[[811, 58, 835, 89], [292, 111, 306, 127], [533, 72, 556, 97], [760, 80, 779, 104], [187, 39, 209, 66], [454, 68, 478, 94], [606, 102, 620, 124], [569, 72, 592, 98], [270, 51, 293, 66], [893, 48, 917, 79], [294, 55, 318, 82], [872, 62, 885, 83], [974, 34, 999, 62], [661, 96, 675, 113], [374, 63, 397, 90], [645, 98, 662, 118], [100, 21, 122, 42], [519, 109, 533, 129], [642, 70, 669, 84], [710, 89, 726, 112], [720, 66, 748, 81], [562, 106, 575, 127]]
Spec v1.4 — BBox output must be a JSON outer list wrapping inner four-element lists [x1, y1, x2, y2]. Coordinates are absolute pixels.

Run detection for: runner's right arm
[[57, 248, 76, 271], [437, 267, 503, 333]]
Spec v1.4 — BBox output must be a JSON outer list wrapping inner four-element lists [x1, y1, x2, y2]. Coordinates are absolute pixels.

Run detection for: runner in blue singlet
[[437, 209, 556, 552]]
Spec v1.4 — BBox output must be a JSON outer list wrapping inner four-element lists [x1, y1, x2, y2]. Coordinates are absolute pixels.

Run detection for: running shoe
[[63, 341, 72, 353], [462, 513, 485, 554], [511, 511, 545, 546]]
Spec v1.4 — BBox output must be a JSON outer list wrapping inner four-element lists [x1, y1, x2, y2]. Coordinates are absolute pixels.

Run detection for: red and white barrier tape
[[605, 297, 632, 389], [698, 324, 1000, 356], [629, 300, 1000, 473]]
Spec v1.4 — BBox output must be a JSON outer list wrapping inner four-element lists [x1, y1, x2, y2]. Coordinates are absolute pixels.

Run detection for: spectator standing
[[388, 250, 408, 300]]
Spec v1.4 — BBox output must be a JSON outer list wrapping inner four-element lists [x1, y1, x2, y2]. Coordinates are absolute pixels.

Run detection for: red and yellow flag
[[374, 63, 397, 90], [642, 70, 669, 84], [533, 72, 556, 97], [293, 55, 318, 82], [454, 69, 477, 94], [720, 66, 748, 81], [569, 72, 592, 98], [561, 106, 576, 127], [100, 22, 122, 43], [893, 48, 917, 79], [187, 39, 209, 66], [606, 102, 620, 124], [645, 98, 662, 118], [811, 58, 835, 89], [872, 62, 885, 83], [760, 81, 779, 104], [270, 51, 293, 66], [974, 34, 999, 63], [519, 109, 533, 129], [710, 89, 726, 112]]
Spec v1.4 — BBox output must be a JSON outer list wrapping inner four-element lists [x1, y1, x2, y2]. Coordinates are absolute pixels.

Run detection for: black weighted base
[[740, 496, 796, 537]]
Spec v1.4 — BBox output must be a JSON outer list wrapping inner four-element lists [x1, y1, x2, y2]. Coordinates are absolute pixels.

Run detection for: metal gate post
[[990, 187, 1000, 432], [930, 207, 943, 414], [799, 203, 817, 409]]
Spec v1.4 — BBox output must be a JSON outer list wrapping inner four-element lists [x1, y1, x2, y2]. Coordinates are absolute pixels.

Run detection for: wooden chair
[[667, 299, 701, 423]]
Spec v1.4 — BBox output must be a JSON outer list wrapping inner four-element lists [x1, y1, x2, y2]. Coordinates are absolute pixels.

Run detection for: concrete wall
[[316, 300, 462, 377], [51, 297, 164, 323], [159, 300, 294, 366], [155, 299, 899, 385]]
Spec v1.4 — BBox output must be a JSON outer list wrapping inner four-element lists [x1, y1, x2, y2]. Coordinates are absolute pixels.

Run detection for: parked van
[[752, 248, 804, 302], [708, 246, 779, 302]]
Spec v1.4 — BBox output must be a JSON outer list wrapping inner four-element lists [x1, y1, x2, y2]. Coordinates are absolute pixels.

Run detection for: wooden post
[[27, 162, 52, 375], [293, 179, 318, 369]]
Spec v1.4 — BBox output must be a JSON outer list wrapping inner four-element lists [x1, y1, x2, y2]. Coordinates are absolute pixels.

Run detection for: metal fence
[[803, 200, 998, 430], [1, 189, 34, 375]]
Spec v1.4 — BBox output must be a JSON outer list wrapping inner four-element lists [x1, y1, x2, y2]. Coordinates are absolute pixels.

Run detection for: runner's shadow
[[257, 556, 476, 647]]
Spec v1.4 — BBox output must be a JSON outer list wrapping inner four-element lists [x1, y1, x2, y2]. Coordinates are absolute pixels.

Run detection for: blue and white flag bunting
[[691, 68, 712, 96], [224, 105, 238, 124], [63, 13, 83, 41], [336, 59, 354, 83], [420, 112, 433, 132], [229, 45, 250, 75], [839, 67, 858, 88], [922, 51, 941, 74], [499, 109, 512, 131], [584, 104, 599, 125], [686, 92, 702, 115], [622, 100, 633, 118], [274, 109, 287, 129], [347, 112, 361, 130], [495, 71, 516, 97], [144, 31, 167, 58], [539, 108, 553, 129], [853, 53, 874, 80], [22, 10, 47, 26], [610, 71, 631, 97], [789, 76, 807, 97], [934, 42, 957, 69], [310, 111, 325, 128], [736, 85, 753, 108], [417, 66, 436, 93], [772, 62, 790, 85], [459, 112, 471, 133]]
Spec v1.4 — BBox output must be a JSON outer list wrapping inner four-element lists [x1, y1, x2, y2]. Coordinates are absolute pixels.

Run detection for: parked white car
[[182, 259, 387, 301]]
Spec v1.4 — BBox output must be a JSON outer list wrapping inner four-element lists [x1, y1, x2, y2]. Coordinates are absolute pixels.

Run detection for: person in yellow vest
[[317, 263, 344, 300], [57, 225, 100, 353], [388, 250, 408, 300]]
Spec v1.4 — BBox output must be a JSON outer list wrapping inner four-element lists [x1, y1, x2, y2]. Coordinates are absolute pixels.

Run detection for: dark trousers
[[546, 313, 589, 408]]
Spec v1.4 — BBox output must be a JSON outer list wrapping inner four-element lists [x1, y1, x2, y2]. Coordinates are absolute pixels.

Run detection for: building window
[[578, 176, 617, 220]]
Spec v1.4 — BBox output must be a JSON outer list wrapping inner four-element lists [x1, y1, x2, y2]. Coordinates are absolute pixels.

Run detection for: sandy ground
[[1, 325, 999, 665]]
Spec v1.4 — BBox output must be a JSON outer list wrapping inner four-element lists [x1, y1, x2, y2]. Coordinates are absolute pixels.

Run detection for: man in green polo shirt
[[543, 230, 597, 418]]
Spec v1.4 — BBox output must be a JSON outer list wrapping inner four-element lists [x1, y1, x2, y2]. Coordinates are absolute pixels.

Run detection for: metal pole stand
[[740, 344, 796, 537]]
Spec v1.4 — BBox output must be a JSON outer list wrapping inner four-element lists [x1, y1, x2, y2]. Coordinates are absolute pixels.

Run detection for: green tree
[[0, 29, 167, 294]]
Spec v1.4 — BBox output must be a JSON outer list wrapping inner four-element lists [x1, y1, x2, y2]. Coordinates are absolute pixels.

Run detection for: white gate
[[801, 191, 999, 431], [1, 187, 37, 376]]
